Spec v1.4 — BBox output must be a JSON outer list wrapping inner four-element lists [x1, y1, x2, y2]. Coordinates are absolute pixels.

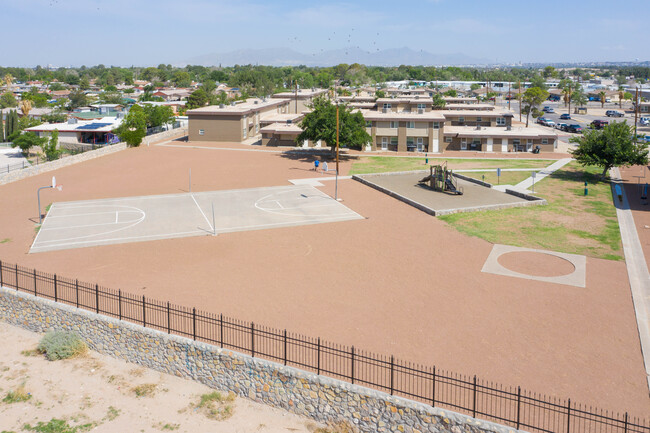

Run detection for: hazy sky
[[2, 0, 648, 67]]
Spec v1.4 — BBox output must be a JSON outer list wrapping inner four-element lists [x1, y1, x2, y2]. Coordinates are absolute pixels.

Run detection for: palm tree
[[562, 85, 573, 114], [618, 89, 624, 109], [3, 74, 13, 89], [598, 91, 606, 108], [20, 100, 32, 117]]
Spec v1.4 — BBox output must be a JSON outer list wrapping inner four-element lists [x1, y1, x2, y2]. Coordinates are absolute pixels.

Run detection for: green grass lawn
[[348, 156, 552, 175], [460, 170, 533, 186], [439, 162, 623, 260]]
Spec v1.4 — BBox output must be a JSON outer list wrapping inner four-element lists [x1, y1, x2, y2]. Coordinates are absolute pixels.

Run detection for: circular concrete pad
[[498, 251, 576, 277]]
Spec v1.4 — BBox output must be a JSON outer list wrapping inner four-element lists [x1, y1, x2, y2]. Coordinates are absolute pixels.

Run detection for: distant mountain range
[[183, 47, 490, 67]]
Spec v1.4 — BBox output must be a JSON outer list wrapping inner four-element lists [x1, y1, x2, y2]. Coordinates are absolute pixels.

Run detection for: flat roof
[[376, 97, 432, 104], [362, 110, 445, 121], [25, 117, 121, 133], [186, 98, 288, 116], [443, 126, 557, 138], [259, 113, 304, 123], [259, 122, 303, 135], [440, 109, 513, 118], [272, 88, 327, 99], [444, 103, 496, 110]]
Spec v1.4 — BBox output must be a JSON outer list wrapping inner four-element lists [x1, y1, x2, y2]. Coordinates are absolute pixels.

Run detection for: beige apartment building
[[271, 88, 328, 114], [363, 111, 445, 152], [187, 98, 291, 143], [443, 126, 557, 152]]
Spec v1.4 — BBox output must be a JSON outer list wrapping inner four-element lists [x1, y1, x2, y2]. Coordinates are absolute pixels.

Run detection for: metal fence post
[[33, 269, 37, 295], [351, 346, 355, 384], [390, 356, 394, 395], [472, 375, 477, 418], [516, 386, 521, 430], [317, 338, 321, 375], [219, 314, 223, 348], [118, 290, 122, 320], [166, 302, 170, 333], [0, 260, 3, 287], [192, 308, 196, 340], [566, 398, 571, 433], [283, 330, 287, 366], [95, 284, 99, 313], [251, 322, 255, 358], [53, 274, 58, 302], [75, 280, 79, 308], [432, 366, 436, 407], [15, 264, 18, 290], [624, 412, 628, 433], [142, 295, 146, 327]]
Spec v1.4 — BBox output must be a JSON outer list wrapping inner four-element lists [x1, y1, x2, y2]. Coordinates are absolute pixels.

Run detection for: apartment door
[[501, 138, 508, 152], [486, 138, 493, 152], [381, 137, 388, 151], [460, 139, 467, 150], [431, 137, 439, 153], [526, 139, 533, 152], [417, 137, 424, 152]]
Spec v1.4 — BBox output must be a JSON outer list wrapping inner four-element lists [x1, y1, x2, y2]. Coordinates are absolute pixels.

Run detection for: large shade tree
[[521, 87, 549, 127], [297, 97, 371, 156], [115, 105, 147, 147], [570, 121, 648, 179]]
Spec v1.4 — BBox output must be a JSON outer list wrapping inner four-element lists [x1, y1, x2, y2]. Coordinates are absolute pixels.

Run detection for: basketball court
[[30, 185, 363, 253]]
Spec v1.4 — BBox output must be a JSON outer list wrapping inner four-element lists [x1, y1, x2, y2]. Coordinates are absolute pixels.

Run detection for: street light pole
[[335, 103, 340, 201]]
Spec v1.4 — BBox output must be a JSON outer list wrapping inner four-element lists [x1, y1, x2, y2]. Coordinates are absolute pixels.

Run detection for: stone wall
[[0, 287, 515, 433], [0, 127, 187, 186]]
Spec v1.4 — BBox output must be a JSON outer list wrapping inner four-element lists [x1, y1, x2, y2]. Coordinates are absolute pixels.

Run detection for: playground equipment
[[418, 162, 463, 195]]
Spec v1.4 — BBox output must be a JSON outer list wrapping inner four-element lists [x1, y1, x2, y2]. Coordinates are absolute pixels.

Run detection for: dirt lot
[[0, 140, 648, 418], [0, 322, 319, 433]]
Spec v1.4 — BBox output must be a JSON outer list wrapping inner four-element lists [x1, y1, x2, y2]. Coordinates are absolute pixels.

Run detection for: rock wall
[[0, 287, 516, 433]]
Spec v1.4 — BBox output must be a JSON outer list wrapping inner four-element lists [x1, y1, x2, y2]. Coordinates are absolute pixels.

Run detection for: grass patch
[[104, 406, 120, 421], [0, 238, 10, 244], [132, 383, 157, 398], [194, 391, 236, 421], [460, 170, 533, 186], [20, 349, 40, 357], [439, 162, 623, 260], [22, 419, 94, 433], [154, 423, 180, 431], [349, 156, 551, 175], [3, 384, 31, 404], [37, 332, 87, 361]]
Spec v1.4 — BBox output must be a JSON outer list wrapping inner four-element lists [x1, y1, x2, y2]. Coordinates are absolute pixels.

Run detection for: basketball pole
[[335, 104, 339, 201], [212, 202, 216, 236]]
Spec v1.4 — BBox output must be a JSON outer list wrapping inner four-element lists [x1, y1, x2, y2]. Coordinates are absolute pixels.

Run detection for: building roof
[[376, 97, 432, 105], [362, 110, 445, 121], [272, 88, 327, 99], [443, 126, 557, 139], [259, 122, 303, 135], [25, 117, 122, 133], [440, 109, 513, 118], [187, 98, 289, 116], [259, 113, 303, 123], [444, 103, 496, 111]]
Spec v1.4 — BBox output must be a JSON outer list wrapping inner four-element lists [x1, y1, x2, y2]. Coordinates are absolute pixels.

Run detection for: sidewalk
[[611, 167, 650, 393]]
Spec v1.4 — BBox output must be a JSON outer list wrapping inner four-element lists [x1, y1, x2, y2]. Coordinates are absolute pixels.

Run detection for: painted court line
[[30, 230, 206, 251], [191, 194, 214, 232]]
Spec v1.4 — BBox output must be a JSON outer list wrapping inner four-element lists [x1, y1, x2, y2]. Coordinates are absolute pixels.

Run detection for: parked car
[[606, 110, 624, 117], [560, 113, 571, 120], [556, 122, 568, 131], [591, 120, 609, 129], [640, 117, 650, 126], [537, 117, 547, 125], [543, 119, 556, 127], [567, 124, 583, 133], [542, 106, 555, 113]]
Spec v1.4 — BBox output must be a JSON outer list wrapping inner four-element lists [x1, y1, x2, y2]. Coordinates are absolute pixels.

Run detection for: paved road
[[0, 146, 29, 174]]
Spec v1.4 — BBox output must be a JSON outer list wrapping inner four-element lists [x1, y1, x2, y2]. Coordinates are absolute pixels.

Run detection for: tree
[[570, 121, 648, 179], [40, 129, 62, 161], [432, 93, 446, 109], [470, 83, 481, 91], [0, 112, 4, 142], [529, 74, 546, 90], [598, 91, 606, 108], [49, 82, 66, 91], [6, 110, 18, 139], [68, 90, 88, 109], [11, 131, 46, 156], [186, 89, 209, 109], [114, 104, 146, 147], [542, 66, 556, 79], [297, 97, 371, 156], [443, 89, 457, 97], [521, 87, 548, 127], [143, 105, 175, 128], [20, 100, 32, 117], [375, 90, 385, 99], [0, 91, 17, 108]]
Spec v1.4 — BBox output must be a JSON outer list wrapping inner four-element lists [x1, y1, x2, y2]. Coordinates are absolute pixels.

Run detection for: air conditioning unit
[[254, 100, 259, 104], [418, 108, 424, 114], [68, 118, 78, 124], [219, 104, 225, 109], [231, 101, 236, 106], [382, 108, 388, 113]]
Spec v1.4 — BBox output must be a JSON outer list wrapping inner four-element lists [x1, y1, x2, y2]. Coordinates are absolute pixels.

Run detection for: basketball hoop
[[37, 177, 63, 224]]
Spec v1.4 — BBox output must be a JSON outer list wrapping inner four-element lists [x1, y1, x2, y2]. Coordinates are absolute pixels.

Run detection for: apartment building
[[376, 97, 433, 113], [443, 126, 557, 152], [442, 110, 513, 127], [271, 88, 328, 114], [187, 98, 291, 143], [363, 110, 445, 152]]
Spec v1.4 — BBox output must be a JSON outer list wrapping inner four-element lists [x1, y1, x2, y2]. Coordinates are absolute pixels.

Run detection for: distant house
[[152, 89, 192, 101], [25, 116, 123, 145]]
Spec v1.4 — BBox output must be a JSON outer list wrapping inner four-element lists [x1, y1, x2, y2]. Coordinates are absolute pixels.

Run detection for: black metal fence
[[0, 260, 647, 433], [0, 143, 114, 176]]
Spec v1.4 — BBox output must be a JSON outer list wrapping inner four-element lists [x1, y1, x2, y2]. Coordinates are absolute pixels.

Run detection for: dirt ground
[[0, 139, 648, 419], [0, 322, 320, 433]]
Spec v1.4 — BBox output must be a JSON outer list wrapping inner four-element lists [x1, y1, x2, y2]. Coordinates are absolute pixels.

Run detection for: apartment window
[[471, 138, 481, 149], [432, 122, 440, 129], [198, 129, 204, 136], [390, 137, 398, 145], [445, 137, 452, 143], [417, 104, 426, 110], [542, 138, 548, 144], [390, 121, 398, 129], [476, 117, 483, 122], [366, 121, 372, 128], [406, 121, 415, 129], [496, 117, 506, 126], [458, 117, 465, 123], [383, 103, 392, 109]]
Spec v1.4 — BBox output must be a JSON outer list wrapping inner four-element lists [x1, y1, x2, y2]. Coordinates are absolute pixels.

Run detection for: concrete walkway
[[611, 167, 650, 393], [512, 157, 573, 191]]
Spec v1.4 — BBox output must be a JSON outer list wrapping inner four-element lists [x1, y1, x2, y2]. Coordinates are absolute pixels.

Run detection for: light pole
[[335, 103, 340, 201]]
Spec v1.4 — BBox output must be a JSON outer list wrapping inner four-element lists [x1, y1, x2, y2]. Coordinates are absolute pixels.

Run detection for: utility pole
[[634, 87, 639, 144], [508, 81, 511, 111], [294, 81, 298, 114], [518, 80, 522, 122], [335, 104, 340, 200]]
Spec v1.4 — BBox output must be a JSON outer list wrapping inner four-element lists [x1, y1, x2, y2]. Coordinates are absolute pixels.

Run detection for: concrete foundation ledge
[[0, 286, 518, 433]]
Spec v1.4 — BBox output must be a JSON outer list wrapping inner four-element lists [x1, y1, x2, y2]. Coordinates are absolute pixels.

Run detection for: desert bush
[[37, 331, 87, 361]]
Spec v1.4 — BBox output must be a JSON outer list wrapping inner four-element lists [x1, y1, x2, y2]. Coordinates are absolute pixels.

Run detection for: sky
[[2, 0, 648, 67]]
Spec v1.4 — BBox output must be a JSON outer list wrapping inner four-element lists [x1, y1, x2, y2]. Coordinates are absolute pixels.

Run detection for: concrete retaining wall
[[0, 127, 187, 186], [0, 287, 516, 433]]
